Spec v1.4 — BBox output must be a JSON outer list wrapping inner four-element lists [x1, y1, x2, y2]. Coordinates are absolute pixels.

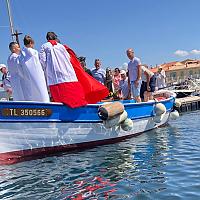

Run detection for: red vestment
[[48, 40, 87, 108], [64, 45, 109, 103]]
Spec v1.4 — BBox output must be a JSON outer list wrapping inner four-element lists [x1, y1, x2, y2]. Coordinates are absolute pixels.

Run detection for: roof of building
[[150, 59, 200, 73]]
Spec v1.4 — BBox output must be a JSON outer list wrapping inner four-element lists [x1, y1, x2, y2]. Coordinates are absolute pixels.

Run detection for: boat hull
[[0, 112, 170, 165], [0, 91, 175, 165]]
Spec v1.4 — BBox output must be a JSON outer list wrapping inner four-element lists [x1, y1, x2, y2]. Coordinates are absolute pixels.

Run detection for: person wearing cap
[[104, 67, 114, 97], [7, 42, 25, 101], [0, 64, 12, 100], [118, 70, 129, 100], [78, 56, 93, 76], [156, 66, 166, 89], [126, 48, 142, 102]]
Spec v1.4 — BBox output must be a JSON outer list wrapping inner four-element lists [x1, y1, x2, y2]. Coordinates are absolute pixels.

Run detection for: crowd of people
[[78, 48, 166, 103], [0, 33, 166, 106]]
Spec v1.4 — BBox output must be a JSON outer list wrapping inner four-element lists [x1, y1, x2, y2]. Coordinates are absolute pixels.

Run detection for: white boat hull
[[0, 112, 170, 164]]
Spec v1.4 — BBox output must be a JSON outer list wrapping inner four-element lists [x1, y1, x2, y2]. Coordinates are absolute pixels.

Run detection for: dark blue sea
[[0, 111, 200, 200]]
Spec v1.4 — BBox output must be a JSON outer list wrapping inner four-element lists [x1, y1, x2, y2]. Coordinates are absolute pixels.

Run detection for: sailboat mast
[[5, 0, 22, 44], [6, 0, 15, 41]]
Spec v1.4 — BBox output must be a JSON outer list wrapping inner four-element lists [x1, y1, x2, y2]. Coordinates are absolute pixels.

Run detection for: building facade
[[152, 59, 200, 85]]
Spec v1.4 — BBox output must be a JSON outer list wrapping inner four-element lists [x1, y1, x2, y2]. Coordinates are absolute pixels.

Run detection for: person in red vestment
[[39, 32, 87, 108], [39, 32, 109, 107]]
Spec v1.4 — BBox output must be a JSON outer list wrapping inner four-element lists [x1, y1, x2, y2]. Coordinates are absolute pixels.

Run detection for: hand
[[147, 86, 151, 91], [134, 80, 139, 87]]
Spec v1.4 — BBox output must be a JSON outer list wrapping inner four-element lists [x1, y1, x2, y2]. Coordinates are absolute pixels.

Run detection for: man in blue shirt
[[126, 48, 142, 102], [91, 59, 106, 84]]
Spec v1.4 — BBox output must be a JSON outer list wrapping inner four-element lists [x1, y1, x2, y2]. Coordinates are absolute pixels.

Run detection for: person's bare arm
[[127, 70, 131, 97], [137, 64, 142, 81], [146, 72, 150, 91], [134, 65, 142, 87]]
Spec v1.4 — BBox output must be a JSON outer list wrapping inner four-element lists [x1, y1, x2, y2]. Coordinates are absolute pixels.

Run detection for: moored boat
[[0, 90, 177, 165]]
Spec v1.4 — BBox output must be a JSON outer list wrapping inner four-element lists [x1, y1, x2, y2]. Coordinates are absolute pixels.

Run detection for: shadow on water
[[0, 111, 200, 199]]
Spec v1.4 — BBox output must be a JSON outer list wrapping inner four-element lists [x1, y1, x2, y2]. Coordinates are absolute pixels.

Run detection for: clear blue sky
[[0, 0, 200, 69]]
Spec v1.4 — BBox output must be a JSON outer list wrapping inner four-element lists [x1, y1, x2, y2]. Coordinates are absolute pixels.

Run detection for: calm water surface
[[0, 111, 200, 200]]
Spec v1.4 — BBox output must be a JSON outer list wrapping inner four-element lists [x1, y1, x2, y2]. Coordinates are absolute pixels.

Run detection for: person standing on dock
[[19, 35, 50, 102], [7, 42, 25, 101], [39, 32, 87, 108], [126, 48, 142, 102]]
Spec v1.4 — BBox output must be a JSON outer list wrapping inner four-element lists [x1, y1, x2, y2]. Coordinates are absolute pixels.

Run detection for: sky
[[0, 0, 200, 69]]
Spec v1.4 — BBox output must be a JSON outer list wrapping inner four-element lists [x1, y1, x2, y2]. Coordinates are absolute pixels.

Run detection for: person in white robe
[[39, 33, 78, 86], [7, 42, 25, 101], [19, 35, 49, 102], [39, 32, 87, 108]]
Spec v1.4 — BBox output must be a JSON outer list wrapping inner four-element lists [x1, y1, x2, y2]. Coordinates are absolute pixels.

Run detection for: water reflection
[[0, 112, 199, 199]]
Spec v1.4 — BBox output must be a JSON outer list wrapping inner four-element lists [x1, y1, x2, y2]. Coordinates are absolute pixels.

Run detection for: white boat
[[166, 78, 200, 98], [0, 90, 178, 164]]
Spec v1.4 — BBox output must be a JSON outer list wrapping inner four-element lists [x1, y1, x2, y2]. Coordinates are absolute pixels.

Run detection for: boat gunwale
[[0, 111, 172, 123], [0, 96, 175, 108]]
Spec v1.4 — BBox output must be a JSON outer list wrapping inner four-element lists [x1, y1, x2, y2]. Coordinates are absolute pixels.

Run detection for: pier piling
[[178, 96, 200, 112]]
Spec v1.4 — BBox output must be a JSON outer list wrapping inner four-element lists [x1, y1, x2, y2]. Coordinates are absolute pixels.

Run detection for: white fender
[[120, 118, 133, 131], [154, 103, 166, 116], [154, 110, 166, 123], [103, 111, 128, 129], [170, 110, 179, 120]]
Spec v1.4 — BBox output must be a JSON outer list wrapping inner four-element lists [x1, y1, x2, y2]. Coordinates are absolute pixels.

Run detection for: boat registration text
[[1, 108, 52, 117]]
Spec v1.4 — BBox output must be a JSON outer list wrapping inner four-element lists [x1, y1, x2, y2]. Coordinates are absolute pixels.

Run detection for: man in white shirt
[[7, 42, 25, 101], [19, 35, 50, 102], [39, 32, 87, 108], [156, 66, 166, 89]]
